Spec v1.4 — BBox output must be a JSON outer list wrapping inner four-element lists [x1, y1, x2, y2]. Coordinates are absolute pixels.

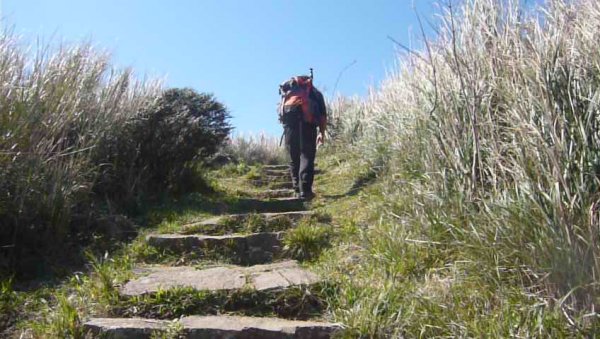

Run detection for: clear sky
[[2, 0, 435, 136]]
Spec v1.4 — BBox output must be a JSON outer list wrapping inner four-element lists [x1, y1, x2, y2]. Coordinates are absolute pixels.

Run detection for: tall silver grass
[[223, 132, 287, 165], [331, 0, 600, 312], [0, 29, 160, 255]]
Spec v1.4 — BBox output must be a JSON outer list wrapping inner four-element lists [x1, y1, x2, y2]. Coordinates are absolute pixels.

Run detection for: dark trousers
[[284, 120, 318, 194]]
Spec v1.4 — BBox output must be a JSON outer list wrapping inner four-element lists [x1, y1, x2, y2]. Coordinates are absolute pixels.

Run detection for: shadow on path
[[321, 170, 377, 200]]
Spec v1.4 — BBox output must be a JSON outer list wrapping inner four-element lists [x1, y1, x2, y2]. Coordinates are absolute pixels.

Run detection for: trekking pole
[[309, 68, 314, 81]]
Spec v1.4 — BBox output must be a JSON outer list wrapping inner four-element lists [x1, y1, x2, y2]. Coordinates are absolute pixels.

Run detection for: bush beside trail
[[93, 88, 231, 202], [0, 32, 231, 278]]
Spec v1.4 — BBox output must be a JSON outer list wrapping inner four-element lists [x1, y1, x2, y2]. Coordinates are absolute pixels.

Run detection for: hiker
[[279, 70, 327, 200]]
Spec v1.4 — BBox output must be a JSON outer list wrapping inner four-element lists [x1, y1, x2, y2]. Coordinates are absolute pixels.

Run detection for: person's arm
[[317, 124, 326, 145], [316, 90, 327, 145]]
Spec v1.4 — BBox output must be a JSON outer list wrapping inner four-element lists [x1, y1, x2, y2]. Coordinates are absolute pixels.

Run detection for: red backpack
[[279, 75, 321, 125]]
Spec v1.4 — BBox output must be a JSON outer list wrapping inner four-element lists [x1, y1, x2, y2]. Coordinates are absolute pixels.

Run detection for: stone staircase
[[84, 165, 340, 338], [147, 211, 314, 265]]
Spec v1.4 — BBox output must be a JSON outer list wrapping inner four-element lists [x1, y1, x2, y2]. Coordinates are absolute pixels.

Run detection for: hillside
[[2, 151, 595, 337]]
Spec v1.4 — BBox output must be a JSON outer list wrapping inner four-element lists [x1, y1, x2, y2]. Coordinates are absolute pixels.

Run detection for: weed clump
[[0, 279, 21, 332], [283, 221, 331, 261]]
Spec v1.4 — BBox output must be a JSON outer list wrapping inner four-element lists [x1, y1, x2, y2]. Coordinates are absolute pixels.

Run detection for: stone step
[[84, 318, 170, 339], [121, 261, 320, 297], [249, 178, 291, 187], [85, 315, 340, 338], [264, 174, 290, 181], [270, 181, 294, 190], [147, 232, 283, 265], [263, 168, 289, 176], [221, 197, 304, 214], [182, 316, 339, 339], [246, 180, 291, 190], [274, 197, 302, 202], [181, 211, 313, 235], [272, 197, 304, 206], [264, 168, 321, 175], [263, 164, 288, 171], [258, 189, 296, 199], [148, 211, 314, 264]]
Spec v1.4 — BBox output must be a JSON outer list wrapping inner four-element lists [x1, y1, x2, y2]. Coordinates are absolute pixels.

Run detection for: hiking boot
[[299, 191, 315, 201]]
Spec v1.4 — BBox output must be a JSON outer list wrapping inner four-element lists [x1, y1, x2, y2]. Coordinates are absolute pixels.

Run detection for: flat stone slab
[[147, 232, 283, 265], [187, 211, 313, 230], [274, 197, 303, 203], [263, 169, 289, 176], [263, 164, 289, 170], [258, 189, 296, 199], [262, 164, 319, 172], [270, 181, 294, 190], [121, 261, 320, 297], [253, 176, 290, 183], [84, 318, 172, 339], [182, 315, 340, 338], [249, 178, 291, 188], [263, 168, 320, 175], [265, 174, 290, 180], [85, 316, 340, 338]]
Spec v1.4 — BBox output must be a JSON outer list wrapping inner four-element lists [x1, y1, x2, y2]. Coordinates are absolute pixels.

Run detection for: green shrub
[[93, 88, 231, 201]]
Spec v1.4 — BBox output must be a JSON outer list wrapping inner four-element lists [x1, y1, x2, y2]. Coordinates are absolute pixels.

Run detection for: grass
[[114, 284, 327, 320], [283, 220, 332, 262], [37, 294, 84, 339], [18, 251, 132, 338], [150, 321, 184, 339], [306, 151, 582, 337], [307, 0, 600, 336], [214, 213, 297, 234], [0, 279, 22, 332], [220, 133, 287, 166], [0, 30, 161, 278]]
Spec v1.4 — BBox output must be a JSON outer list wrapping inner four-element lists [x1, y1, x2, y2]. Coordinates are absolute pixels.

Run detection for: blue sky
[[2, 0, 435, 136]]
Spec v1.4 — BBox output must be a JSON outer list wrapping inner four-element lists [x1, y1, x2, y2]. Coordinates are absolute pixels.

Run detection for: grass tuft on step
[[283, 220, 332, 262]]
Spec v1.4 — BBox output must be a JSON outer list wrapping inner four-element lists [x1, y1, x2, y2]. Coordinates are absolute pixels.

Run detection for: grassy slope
[[2, 146, 595, 337], [3, 1, 600, 337], [316, 1, 600, 336], [311, 148, 596, 337]]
